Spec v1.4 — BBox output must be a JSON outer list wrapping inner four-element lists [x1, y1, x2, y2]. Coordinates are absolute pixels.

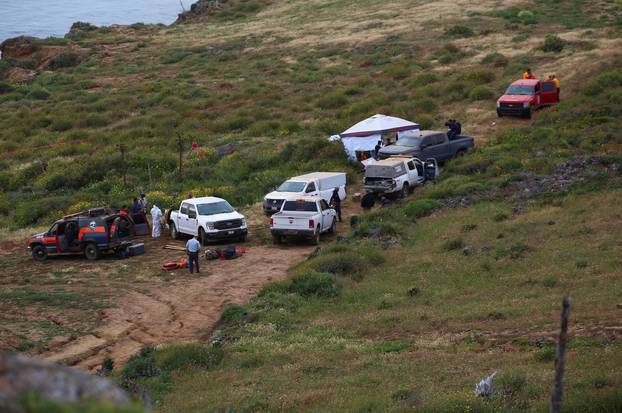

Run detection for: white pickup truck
[[364, 156, 438, 197], [263, 172, 346, 216], [270, 196, 337, 245], [168, 197, 248, 244]]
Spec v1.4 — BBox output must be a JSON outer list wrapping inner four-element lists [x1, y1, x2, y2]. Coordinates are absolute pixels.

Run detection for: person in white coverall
[[150, 205, 162, 238]]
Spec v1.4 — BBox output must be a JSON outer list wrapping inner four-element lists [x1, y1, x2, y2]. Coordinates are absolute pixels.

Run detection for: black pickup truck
[[378, 130, 474, 162]]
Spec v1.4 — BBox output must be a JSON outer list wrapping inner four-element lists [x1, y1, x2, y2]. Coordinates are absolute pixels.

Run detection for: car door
[[179, 202, 190, 233], [540, 81, 557, 104], [319, 200, 332, 229], [187, 204, 198, 235], [406, 160, 422, 184]]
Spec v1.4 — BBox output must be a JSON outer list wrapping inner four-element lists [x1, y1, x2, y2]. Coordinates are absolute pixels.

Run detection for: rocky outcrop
[[176, 0, 227, 23], [0, 352, 130, 411], [0, 36, 40, 60]]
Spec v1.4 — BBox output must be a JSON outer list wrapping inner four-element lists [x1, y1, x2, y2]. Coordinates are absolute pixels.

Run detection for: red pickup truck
[[496, 79, 559, 118]]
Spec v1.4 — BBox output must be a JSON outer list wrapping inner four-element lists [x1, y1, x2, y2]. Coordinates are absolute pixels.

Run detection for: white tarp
[[341, 114, 419, 137], [340, 134, 381, 160]]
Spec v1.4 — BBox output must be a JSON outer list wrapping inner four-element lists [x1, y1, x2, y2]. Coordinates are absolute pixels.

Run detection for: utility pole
[[550, 295, 570, 413], [177, 133, 184, 180], [117, 143, 127, 186]]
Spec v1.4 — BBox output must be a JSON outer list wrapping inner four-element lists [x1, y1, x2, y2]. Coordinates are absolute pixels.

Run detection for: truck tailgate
[[273, 214, 312, 230]]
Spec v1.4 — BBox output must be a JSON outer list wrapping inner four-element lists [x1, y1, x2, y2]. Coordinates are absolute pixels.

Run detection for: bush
[[445, 25, 475, 38], [121, 347, 160, 381], [29, 88, 51, 100], [219, 304, 249, 323], [50, 118, 74, 132], [317, 93, 347, 109], [442, 238, 464, 251], [313, 253, 364, 278], [48, 52, 82, 69], [157, 343, 224, 371], [540, 35, 566, 53], [481, 53, 508, 66], [404, 199, 442, 218], [288, 271, 340, 298], [469, 85, 495, 101], [535, 345, 556, 362], [0, 81, 13, 94], [411, 72, 439, 86]]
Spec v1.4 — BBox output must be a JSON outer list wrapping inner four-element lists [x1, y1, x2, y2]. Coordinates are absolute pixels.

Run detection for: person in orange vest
[[523, 68, 536, 79], [549, 74, 560, 99]]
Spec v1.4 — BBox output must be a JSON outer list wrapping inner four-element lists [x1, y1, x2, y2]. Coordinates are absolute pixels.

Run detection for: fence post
[[550, 295, 570, 413]]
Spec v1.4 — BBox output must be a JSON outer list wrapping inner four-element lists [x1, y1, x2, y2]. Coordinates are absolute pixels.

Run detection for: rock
[[616, 303, 622, 310], [0, 352, 130, 410], [462, 245, 473, 256], [0, 36, 39, 60], [548, 220, 556, 225], [4, 67, 37, 83], [215, 142, 239, 157], [407, 287, 420, 297]]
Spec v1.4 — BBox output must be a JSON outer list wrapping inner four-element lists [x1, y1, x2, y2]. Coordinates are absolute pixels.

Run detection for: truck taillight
[[269, 218, 273, 226], [308, 219, 314, 229]]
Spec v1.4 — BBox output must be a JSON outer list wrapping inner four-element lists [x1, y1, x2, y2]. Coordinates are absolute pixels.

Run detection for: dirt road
[[0, 199, 360, 371]]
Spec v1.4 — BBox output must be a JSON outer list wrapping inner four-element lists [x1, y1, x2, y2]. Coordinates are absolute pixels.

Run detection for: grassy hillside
[[1, 0, 620, 228], [2, 0, 622, 411]]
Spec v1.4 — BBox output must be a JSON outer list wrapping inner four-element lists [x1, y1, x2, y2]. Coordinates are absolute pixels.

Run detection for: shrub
[[542, 276, 557, 287], [29, 88, 51, 100], [288, 271, 340, 298], [416, 115, 434, 129], [442, 238, 463, 251], [157, 343, 224, 371], [445, 25, 475, 38], [404, 199, 442, 218], [575, 260, 588, 268], [535, 345, 556, 362], [313, 253, 364, 278], [493, 212, 509, 222], [481, 52, 508, 66], [464, 69, 495, 84], [219, 304, 249, 323], [432, 43, 463, 64], [469, 85, 495, 101], [50, 118, 74, 132], [540, 35, 566, 53], [0, 81, 13, 94], [317, 93, 347, 109], [48, 52, 82, 69], [121, 347, 160, 381], [411, 72, 439, 86]]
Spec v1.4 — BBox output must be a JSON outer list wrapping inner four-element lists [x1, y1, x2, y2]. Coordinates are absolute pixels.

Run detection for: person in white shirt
[[186, 235, 201, 274], [150, 205, 162, 238]]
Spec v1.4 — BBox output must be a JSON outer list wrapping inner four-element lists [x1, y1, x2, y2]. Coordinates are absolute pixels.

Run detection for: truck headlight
[[496, 101, 500, 108], [205, 223, 214, 230], [241, 218, 247, 227], [523, 102, 530, 108]]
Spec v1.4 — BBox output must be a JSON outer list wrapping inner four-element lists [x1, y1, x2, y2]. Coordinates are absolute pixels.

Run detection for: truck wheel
[[312, 227, 321, 245], [328, 218, 337, 234], [32, 245, 47, 261], [170, 222, 179, 239], [199, 228, 208, 246], [525, 108, 533, 119], [238, 233, 247, 243], [400, 183, 409, 198], [272, 234, 281, 245], [84, 243, 101, 261], [456, 149, 466, 158]]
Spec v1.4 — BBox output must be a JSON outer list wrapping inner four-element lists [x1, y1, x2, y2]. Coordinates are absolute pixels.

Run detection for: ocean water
[[0, 0, 185, 43]]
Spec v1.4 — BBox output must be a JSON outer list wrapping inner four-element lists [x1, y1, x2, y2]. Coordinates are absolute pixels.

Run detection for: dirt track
[[41, 240, 314, 371], [0, 200, 359, 371]]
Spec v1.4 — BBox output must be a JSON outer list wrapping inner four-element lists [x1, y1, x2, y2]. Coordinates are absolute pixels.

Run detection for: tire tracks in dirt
[[40, 244, 314, 371]]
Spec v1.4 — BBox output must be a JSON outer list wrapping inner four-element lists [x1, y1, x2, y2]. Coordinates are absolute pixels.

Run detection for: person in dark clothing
[[131, 198, 141, 214], [330, 187, 342, 222], [361, 191, 376, 211], [454, 120, 462, 135], [445, 119, 459, 139], [374, 140, 382, 160]]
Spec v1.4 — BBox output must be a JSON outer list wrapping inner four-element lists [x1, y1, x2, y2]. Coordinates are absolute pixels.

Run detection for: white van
[[263, 172, 346, 215]]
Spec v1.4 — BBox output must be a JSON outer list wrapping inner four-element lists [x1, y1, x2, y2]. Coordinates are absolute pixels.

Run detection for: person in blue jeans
[[186, 235, 201, 274]]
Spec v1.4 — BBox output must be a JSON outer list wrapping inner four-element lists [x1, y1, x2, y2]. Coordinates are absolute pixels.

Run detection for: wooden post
[[550, 295, 570, 413]]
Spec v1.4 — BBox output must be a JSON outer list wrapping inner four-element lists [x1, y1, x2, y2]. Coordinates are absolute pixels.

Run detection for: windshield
[[282, 201, 318, 212], [505, 85, 533, 95], [277, 181, 306, 192], [395, 136, 422, 147], [197, 201, 234, 216]]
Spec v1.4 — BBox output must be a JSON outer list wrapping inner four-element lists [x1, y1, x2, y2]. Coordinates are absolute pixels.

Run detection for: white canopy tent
[[333, 114, 420, 160]]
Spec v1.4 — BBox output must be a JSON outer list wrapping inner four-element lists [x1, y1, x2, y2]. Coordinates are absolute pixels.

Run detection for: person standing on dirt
[[523, 68, 536, 79], [550, 74, 560, 99], [131, 198, 141, 214], [330, 187, 342, 222], [150, 204, 162, 238], [186, 235, 201, 274], [138, 193, 148, 213]]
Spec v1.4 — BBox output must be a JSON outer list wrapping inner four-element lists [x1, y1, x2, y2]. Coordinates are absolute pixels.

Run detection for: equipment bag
[[205, 249, 221, 260]]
